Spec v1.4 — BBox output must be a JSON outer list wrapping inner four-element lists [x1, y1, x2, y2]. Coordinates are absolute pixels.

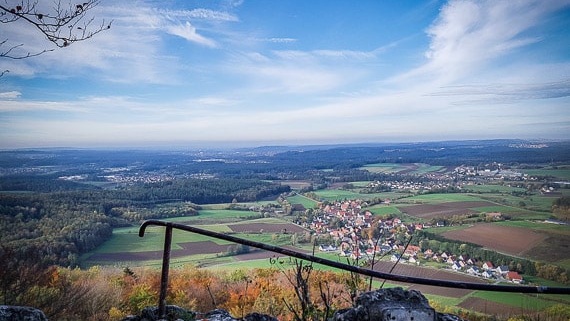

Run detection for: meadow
[[286, 194, 318, 208], [520, 167, 570, 180]]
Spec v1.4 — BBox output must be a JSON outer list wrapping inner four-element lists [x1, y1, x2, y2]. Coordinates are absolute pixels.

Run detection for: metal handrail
[[139, 219, 570, 318]]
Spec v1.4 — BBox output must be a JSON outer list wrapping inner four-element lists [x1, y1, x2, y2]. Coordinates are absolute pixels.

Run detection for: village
[[296, 199, 524, 284]]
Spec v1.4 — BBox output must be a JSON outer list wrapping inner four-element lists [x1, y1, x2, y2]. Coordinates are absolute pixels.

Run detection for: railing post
[[158, 225, 173, 318]]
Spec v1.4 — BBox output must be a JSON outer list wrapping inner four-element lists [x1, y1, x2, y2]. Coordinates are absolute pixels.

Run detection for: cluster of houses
[[454, 164, 527, 180], [426, 252, 524, 283], [300, 199, 524, 284], [365, 179, 454, 193], [301, 199, 430, 259]]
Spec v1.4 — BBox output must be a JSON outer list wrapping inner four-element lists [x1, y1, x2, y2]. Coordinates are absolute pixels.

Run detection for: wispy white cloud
[[265, 38, 297, 43], [166, 22, 217, 47], [185, 8, 238, 21], [1, 0, 568, 148], [430, 79, 570, 102], [0, 99, 89, 113], [396, 0, 570, 85], [0, 3, 229, 82], [0, 91, 21, 99]]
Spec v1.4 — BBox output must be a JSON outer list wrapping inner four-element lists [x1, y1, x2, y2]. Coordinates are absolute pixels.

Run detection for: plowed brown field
[[87, 240, 230, 261], [441, 223, 546, 255], [397, 201, 496, 219]]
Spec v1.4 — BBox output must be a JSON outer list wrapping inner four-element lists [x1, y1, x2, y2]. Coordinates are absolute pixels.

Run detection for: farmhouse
[[319, 244, 337, 252], [506, 271, 524, 283], [467, 266, 481, 276], [390, 254, 401, 262], [451, 262, 462, 271], [496, 265, 509, 275], [482, 270, 494, 279]]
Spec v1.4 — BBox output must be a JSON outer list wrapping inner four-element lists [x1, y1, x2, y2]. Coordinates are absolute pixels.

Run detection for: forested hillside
[[0, 177, 289, 266]]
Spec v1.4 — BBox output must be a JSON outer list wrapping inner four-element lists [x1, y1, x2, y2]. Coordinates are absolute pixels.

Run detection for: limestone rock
[[200, 309, 278, 321], [243, 312, 278, 321], [121, 305, 195, 321], [331, 287, 468, 321], [0, 305, 48, 321], [202, 309, 235, 321], [123, 307, 277, 321]]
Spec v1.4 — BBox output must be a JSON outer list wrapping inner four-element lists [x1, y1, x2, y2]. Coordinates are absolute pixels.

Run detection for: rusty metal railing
[[139, 219, 570, 318]]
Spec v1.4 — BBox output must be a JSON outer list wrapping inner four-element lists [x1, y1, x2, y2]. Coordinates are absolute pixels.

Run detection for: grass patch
[[400, 194, 487, 203], [315, 189, 416, 202], [366, 205, 402, 216], [463, 184, 527, 193], [470, 291, 555, 311], [494, 220, 570, 233], [94, 229, 168, 253], [287, 194, 318, 208], [521, 169, 570, 180], [350, 181, 373, 187], [315, 189, 363, 200], [360, 163, 446, 175], [360, 163, 405, 173], [426, 225, 471, 235], [425, 295, 464, 308], [471, 205, 518, 213]]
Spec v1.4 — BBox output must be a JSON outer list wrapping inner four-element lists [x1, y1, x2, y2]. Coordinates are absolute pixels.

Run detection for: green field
[[314, 189, 410, 201], [470, 291, 556, 311], [350, 181, 374, 187], [82, 213, 301, 267], [366, 204, 402, 216], [521, 168, 570, 180], [463, 184, 527, 193], [399, 193, 488, 203], [315, 189, 364, 200], [75, 167, 570, 318], [90, 224, 233, 254], [360, 163, 405, 173], [359, 163, 447, 175], [287, 194, 318, 208]]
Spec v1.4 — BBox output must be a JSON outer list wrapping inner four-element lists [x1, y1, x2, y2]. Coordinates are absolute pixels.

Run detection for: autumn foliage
[[1, 249, 569, 321]]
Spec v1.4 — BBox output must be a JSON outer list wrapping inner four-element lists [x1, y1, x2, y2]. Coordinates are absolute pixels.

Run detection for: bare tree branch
[[0, 0, 111, 59]]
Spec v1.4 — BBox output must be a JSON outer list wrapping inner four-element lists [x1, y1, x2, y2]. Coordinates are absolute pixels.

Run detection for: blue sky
[[1, 0, 569, 148]]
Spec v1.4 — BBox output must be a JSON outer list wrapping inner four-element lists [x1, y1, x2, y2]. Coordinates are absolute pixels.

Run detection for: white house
[[467, 266, 480, 276], [482, 270, 494, 278], [451, 262, 462, 271], [496, 265, 509, 275]]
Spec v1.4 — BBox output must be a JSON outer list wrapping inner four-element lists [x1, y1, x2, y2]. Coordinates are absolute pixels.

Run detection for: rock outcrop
[[0, 305, 48, 321], [120, 306, 278, 321], [121, 305, 196, 321], [331, 287, 466, 321]]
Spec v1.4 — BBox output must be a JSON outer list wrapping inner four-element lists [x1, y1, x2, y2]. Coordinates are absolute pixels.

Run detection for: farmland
[[2, 141, 570, 319], [440, 223, 546, 256], [79, 182, 570, 316]]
